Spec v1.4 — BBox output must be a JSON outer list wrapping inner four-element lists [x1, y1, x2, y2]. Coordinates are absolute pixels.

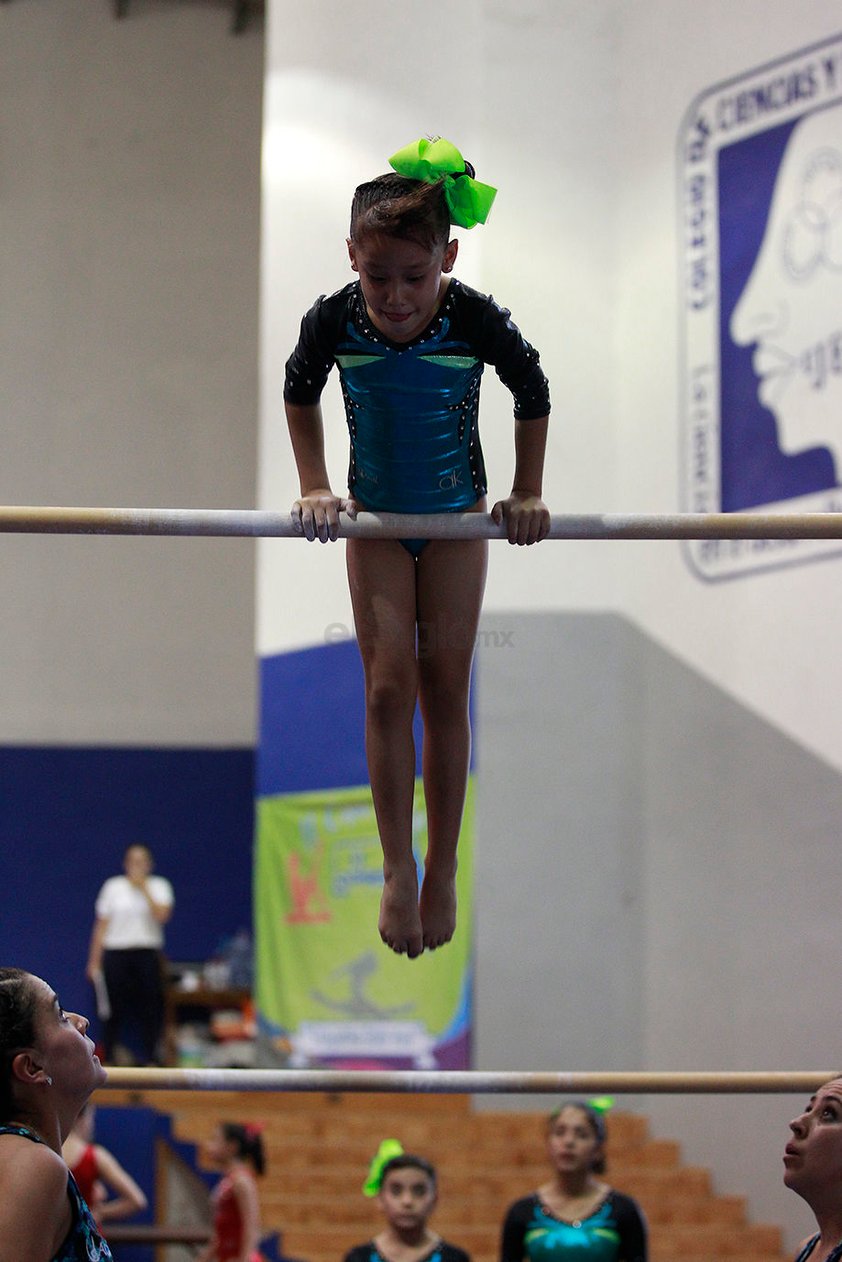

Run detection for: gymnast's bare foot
[[379, 866, 423, 958], [419, 866, 457, 951]]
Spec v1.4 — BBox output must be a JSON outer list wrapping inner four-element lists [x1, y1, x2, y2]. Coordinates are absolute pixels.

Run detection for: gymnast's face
[[546, 1106, 603, 1177], [348, 232, 458, 345], [203, 1125, 236, 1169], [784, 1078, 842, 1200], [729, 105, 842, 466], [377, 1166, 437, 1232]]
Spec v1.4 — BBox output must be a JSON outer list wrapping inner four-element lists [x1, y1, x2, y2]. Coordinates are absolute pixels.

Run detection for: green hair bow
[[388, 136, 497, 230], [363, 1138, 404, 1197]]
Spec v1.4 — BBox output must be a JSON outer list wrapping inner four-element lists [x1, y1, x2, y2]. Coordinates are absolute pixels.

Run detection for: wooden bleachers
[[98, 1088, 788, 1262]]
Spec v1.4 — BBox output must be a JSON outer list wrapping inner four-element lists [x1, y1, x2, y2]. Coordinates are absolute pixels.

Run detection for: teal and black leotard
[[345, 1241, 471, 1262], [500, 1192, 647, 1262], [0, 1124, 112, 1260], [284, 278, 550, 531]]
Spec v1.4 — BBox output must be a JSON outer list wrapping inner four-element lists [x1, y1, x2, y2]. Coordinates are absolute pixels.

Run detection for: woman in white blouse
[[86, 844, 174, 1066]]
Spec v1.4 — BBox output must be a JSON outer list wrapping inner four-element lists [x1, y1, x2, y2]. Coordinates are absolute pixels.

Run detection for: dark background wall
[[0, 746, 255, 1031]]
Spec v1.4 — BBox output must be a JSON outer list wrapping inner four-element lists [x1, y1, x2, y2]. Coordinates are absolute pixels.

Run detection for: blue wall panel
[[0, 746, 255, 1028], [258, 638, 478, 796]]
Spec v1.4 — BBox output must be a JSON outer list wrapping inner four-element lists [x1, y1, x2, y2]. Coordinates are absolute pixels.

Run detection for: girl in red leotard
[[62, 1104, 147, 1230], [197, 1122, 265, 1262]]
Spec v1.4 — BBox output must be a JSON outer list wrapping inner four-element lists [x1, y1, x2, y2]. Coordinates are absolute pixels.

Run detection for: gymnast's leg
[[415, 532, 488, 950], [347, 536, 423, 957]]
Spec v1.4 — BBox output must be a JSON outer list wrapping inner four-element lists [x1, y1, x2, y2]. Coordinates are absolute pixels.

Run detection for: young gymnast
[[344, 1142, 471, 1262], [0, 967, 112, 1260], [499, 1101, 647, 1262], [197, 1122, 266, 1262], [62, 1103, 147, 1229], [285, 136, 551, 958]]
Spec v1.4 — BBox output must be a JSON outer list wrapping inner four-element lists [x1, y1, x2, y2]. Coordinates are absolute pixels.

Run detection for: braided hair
[[350, 173, 451, 252], [0, 969, 37, 1123]]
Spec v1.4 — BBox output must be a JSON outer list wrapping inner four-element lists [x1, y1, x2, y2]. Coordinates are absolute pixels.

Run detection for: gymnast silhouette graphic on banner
[[681, 32, 842, 579]]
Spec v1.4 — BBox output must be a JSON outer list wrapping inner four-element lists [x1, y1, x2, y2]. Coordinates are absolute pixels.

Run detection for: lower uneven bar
[[100, 1068, 832, 1094], [106, 1226, 210, 1247], [1, 505, 842, 540]]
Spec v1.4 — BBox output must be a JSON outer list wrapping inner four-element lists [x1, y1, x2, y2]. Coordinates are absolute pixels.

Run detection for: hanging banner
[[255, 779, 473, 1069]]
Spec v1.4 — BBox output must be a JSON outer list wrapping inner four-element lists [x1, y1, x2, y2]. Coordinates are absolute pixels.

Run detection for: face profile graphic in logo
[[721, 104, 842, 513], [682, 36, 842, 579]]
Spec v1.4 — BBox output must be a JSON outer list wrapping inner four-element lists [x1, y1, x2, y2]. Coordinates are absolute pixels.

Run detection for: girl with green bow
[[285, 137, 551, 958], [344, 1140, 471, 1262]]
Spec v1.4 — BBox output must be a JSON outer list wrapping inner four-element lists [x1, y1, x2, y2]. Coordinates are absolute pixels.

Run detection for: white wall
[[0, 0, 262, 744], [474, 2, 623, 615], [611, 2, 842, 1248], [614, 1, 842, 773]]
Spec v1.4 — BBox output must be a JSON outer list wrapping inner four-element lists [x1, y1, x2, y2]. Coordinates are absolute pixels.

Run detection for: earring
[[44, 1075, 53, 1086]]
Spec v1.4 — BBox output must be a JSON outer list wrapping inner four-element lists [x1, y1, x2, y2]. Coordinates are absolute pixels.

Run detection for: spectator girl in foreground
[[0, 967, 111, 1260]]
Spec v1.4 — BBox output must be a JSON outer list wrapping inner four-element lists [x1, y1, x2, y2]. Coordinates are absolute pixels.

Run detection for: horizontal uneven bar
[[1, 505, 842, 540], [100, 1068, 833, 1094], [106, 1226, 209, 1246]]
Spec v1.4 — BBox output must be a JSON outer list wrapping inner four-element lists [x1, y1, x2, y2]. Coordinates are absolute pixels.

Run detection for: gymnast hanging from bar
[[285, 137, 551, 957]]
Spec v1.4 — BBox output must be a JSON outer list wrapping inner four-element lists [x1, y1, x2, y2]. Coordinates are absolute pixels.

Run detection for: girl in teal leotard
[[499, 1102, 647, 1262], [285, 136, 551, 959]]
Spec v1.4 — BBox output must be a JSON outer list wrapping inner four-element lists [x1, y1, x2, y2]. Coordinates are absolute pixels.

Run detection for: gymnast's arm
[[498, 1197, 531, 1262], [614, 1191, 648, 1262], [231, 1167, 261, 1261], [93, 1143, 148, 1222], [491, 414, 551, 545], [285, 401, 356, 543], [469, 286, 551, 546]]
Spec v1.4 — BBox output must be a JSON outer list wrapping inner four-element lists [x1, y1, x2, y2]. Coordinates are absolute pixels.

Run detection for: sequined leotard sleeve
[[284, 278, 550, 514]]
